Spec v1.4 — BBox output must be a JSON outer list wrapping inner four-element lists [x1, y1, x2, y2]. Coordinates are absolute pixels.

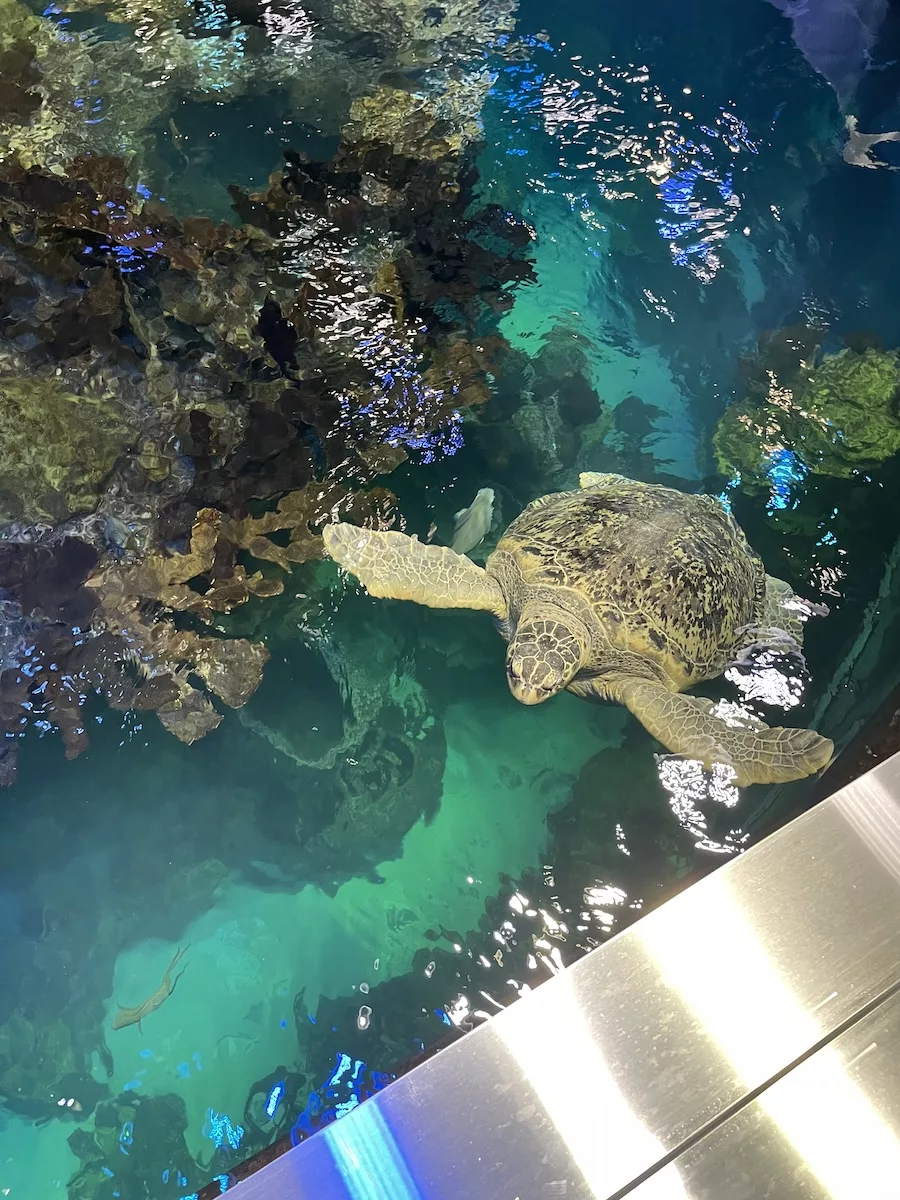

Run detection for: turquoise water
[[1, 0, 900, 1194]]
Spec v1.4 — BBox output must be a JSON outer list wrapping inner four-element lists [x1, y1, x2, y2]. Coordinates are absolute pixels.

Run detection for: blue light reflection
[[324, 1101, 423, 1200]]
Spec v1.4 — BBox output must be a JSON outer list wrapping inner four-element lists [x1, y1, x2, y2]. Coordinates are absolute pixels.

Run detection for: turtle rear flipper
[[614, 677, 833, 786], [323, 523, 507, 616], [760, 575, 829, 641]]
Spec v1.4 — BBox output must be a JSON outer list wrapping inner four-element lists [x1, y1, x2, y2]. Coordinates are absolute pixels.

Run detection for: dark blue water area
[[1, 0, 900, 1196]]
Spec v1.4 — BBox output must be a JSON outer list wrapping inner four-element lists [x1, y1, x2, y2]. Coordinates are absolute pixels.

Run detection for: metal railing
[[226, 750, 900, 1199]]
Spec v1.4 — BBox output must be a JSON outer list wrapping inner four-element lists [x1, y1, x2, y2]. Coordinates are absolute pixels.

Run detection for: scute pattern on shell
[[490, 479, 766, 687]]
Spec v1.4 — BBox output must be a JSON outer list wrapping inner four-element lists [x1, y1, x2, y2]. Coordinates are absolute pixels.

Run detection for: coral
[[86, 508, 280, 619], [0, 152, 258, 276], [0, 137, 438, 763], [0, 157, 280, 503], [190, 636, 270, 709], [85, 508, 276, 743], [0, 374, 133, 524], [221, 482, 397, 571], [0, 7, 535, 778], [1, 19, 173, 169], [341, 73, 494, 163], [325, 0, 517, 62], [0, 9, 253, 169], [0, 510, 281, 769], [715, 347, 900, 487], [80, 485, 394, 749], [210, 101, 534, 488], [795, 348, 900, 472], [0, 0, 41, 53], [0, 0, 391, 180]]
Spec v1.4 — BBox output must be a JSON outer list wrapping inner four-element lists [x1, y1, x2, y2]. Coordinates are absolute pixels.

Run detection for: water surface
[[1, 0, 899, 1195]]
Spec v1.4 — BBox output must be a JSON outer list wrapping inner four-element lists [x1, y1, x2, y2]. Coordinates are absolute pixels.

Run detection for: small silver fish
[[450, 488, 495, 556]]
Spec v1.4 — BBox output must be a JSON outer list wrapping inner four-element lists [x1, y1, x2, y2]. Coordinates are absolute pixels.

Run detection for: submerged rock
[[67, 1092, 194, 1200], [715, 345, 900, 490], [239, 609, 446, 887]]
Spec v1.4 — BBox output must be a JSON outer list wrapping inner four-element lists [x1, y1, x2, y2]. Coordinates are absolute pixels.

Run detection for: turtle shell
[[487, 479, 766, 686]]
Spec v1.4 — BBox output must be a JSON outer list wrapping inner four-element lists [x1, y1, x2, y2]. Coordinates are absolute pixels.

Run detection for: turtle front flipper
[[611, 676, 833, 786], [323, 523, 507, 616]]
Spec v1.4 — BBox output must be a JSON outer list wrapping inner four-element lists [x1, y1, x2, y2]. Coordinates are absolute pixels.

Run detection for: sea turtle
[[323, 472, 833, 786]]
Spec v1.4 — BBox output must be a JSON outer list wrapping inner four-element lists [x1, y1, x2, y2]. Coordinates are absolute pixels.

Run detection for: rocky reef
[[66, 1092, 195, 1200], [474, 325, 610, 493], [0, 0, 535, 788], [714, 333, 900, 491]]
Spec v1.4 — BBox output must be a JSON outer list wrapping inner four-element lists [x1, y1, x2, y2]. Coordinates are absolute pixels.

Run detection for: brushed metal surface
[[231, 750, 900, 1200], [627, 985, 900, 1200]]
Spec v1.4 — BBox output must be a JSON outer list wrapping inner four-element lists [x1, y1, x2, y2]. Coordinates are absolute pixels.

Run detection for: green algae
[[714, 348, 900, 487], [0, 376, 132, 523]]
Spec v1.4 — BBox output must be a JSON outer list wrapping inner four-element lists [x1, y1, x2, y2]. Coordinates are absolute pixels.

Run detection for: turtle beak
[[512, 685, 554, 705]]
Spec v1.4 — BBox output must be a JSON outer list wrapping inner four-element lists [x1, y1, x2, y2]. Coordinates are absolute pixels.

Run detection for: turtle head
[[506, 605, 589, 705]]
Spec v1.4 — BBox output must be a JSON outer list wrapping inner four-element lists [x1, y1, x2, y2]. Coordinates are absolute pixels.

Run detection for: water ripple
[[494, 44, 759, 281]]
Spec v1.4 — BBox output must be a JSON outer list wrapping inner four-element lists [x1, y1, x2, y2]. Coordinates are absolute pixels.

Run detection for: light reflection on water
[[493, 40, 757, 282]]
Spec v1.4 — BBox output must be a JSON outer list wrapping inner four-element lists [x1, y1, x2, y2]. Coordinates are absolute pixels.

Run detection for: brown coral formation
[[221, 482, 397, 571], [0, 0, 525, 185], [341, 76, 492, 163], [82, 508, 271, 743], [0, 0, 364, 173], [78, 482, 397, 747]]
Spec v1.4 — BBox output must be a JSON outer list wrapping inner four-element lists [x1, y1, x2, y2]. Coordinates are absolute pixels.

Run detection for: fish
[[111, 946, 188, 1032], [450, 488, 495, 555], [168, 118, 191, 168], [843, 115, 900, 169]]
